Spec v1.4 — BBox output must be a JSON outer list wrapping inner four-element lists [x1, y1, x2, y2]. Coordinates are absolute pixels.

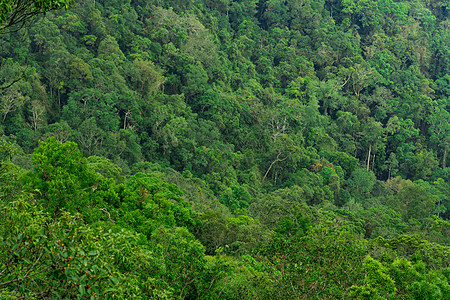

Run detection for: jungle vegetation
[[1, 0, 450, 298]]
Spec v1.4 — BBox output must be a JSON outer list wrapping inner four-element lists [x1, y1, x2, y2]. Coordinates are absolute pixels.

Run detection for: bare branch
[[262, 152, 289, 183], [100, 208, 115, 223]]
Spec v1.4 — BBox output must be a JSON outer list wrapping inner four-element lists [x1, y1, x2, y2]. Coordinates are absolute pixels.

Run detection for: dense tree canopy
[[1, 0, 450, 298]]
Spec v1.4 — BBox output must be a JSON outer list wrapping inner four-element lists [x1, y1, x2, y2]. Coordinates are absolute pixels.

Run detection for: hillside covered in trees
[[1, 0, 450, 298]]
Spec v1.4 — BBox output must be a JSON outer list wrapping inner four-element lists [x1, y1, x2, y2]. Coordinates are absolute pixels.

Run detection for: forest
[[1, 0, 450, 298]]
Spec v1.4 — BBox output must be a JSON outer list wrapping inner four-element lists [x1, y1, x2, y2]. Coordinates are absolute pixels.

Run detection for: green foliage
[[1, 0, 450, 298], [346, 169, 376, 202], [385, 178, 437, 221], [0, 136, 23, 201], [116, 172, 197, 236], [0, 0, 73, 34], [364, 255, 396, 293], [193, 210, 272, 256], [256, 215, 368, 299], [357, 204, 406, 239], [26, 137, 89, 216], [219, 184, 251, 212], [0, 195, 172, 299]]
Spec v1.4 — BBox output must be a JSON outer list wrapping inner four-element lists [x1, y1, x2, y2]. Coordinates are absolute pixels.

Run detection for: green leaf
[[109, 276, 118, 285], [79, 284, 86, 295], [103, 288, 117, 294], [23, 258, 32, 264]]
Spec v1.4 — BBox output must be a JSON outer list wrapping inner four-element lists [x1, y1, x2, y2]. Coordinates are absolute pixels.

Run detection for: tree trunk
[[443, 144, 447, 169], [58, 88, 61, 108], [366, 144, 371, 172], [262, 153, 288, 183]]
